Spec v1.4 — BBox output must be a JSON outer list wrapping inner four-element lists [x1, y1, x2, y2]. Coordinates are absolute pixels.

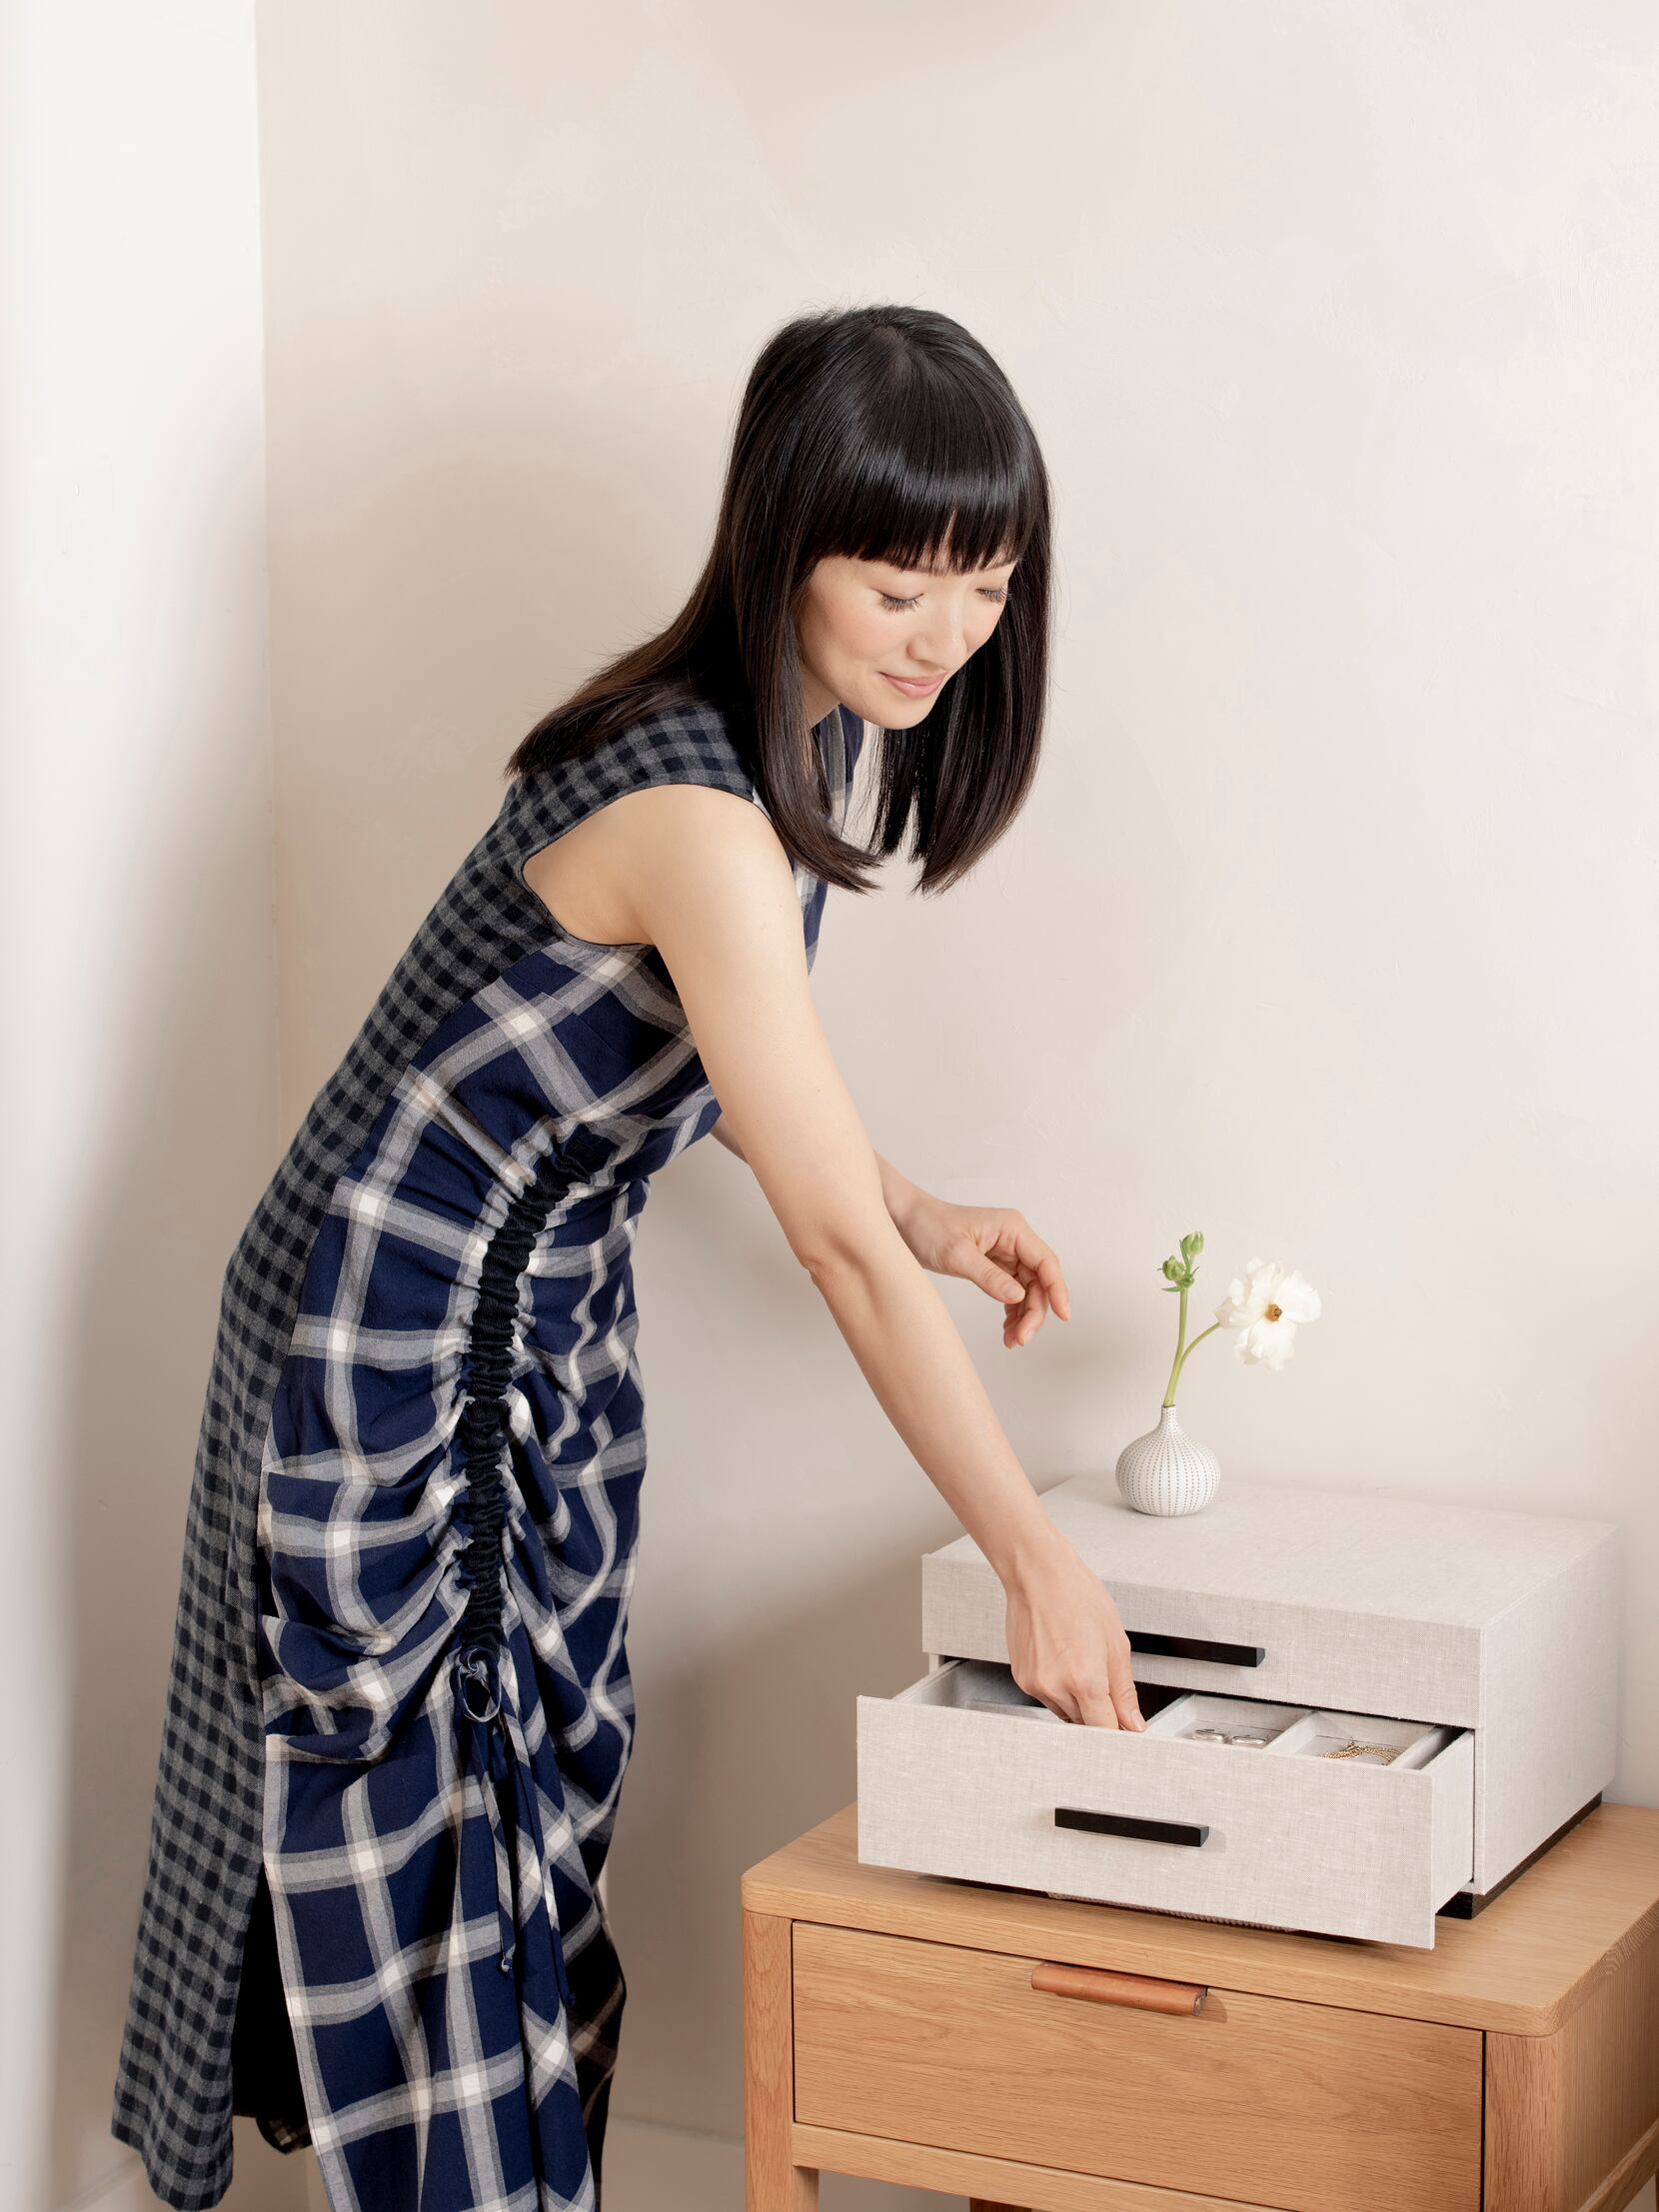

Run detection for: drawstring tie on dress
[[449, 1135, 605, 2005], [456, 1643, 522, 1977]]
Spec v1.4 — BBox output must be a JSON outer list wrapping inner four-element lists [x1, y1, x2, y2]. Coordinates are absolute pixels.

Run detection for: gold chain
[[1318, 1737, 1403, 1763]]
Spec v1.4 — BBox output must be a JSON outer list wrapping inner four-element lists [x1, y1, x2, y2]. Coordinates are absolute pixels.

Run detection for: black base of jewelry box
[[1437, 1793, 1603, 1919]]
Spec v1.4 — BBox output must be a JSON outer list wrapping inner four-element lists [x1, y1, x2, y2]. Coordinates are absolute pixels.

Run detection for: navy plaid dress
[[112, 698, 861, 2211]]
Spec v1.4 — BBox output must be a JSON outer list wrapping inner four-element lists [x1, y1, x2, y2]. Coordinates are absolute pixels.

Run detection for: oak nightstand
[[742, 1798, 1659, 2212]]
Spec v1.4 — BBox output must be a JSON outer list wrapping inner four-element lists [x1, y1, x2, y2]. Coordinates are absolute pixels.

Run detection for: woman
[[111, 302, 1142, 2212]]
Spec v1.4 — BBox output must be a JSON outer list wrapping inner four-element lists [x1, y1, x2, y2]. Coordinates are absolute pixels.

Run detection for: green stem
[[1162, 1312, 1223, 1407]]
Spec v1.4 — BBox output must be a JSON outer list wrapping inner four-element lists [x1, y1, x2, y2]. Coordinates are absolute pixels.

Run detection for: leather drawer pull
[[1055, 1806, 1210, 1847], [1031, 1961, 1208, 2015], [1127, 1629, 1266, 1668]]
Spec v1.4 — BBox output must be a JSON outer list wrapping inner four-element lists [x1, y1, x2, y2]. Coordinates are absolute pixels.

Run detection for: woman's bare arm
[[608, 782, 1141, 1730], [710, 1111, 921, 1233]]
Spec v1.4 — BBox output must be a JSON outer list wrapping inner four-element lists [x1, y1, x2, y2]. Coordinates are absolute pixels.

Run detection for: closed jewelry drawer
[[926, 1550, 1483, 1723], [856, 1658, 1475, 1947], [921, 1476, 1619, 1730], [792, 1920, 1483, 2212]]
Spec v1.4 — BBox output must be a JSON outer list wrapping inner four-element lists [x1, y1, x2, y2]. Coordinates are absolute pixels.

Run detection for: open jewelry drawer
[[857, 1658, 1476, 1946]]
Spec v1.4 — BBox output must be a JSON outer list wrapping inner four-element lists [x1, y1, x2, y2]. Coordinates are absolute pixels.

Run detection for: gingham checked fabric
[[112, 699, 861, 2209]]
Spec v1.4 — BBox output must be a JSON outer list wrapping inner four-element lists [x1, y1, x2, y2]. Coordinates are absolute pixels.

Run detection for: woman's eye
[[878, 588, 1009, 612]]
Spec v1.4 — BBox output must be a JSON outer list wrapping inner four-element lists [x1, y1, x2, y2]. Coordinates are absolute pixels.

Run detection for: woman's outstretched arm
[[620, 780, 1141, 1733]]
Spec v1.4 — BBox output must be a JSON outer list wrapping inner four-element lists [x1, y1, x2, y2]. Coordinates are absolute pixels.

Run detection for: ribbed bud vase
[[1114, 1404, 1219, 1516]]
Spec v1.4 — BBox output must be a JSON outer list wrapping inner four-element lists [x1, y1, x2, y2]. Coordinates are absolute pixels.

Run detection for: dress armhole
[[508, 710, 766, 954]]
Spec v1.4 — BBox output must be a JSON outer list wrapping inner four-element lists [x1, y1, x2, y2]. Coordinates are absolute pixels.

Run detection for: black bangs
[[810, 323, 1041, 585], [507, 303, 1054, 898]]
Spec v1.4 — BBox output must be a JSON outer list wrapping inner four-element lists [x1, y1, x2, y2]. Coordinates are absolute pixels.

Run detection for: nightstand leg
[[1484, 1910, 1659, 2212], [743, 1909, 819, 2209]]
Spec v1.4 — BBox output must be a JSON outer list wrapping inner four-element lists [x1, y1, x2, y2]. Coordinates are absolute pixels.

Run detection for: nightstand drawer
[[792, 1921, 1483, 2212], [857, 1659, 1475, 1946]]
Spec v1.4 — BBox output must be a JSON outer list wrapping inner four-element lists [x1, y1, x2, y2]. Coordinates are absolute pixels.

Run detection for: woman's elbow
[[793, 1206, 904, 1289]]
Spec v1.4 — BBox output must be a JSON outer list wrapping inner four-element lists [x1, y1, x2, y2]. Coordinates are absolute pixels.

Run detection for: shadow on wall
[[64, 826, 295, 2212]]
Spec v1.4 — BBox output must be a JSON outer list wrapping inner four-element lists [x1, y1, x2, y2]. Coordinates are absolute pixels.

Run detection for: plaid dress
[[112, 698, 862, 2210]]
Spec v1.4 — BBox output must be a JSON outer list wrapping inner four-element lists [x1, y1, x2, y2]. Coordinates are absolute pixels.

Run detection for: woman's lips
[[882, 670, 946, 697]]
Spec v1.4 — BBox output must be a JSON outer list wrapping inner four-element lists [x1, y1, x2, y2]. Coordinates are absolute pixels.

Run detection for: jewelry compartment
[[856, 1659, 1475, 1947], [1275, 1707, 1457, 1768], [1140, 1691, 1310, 1747], [1143, 1692, 1455, 1768]]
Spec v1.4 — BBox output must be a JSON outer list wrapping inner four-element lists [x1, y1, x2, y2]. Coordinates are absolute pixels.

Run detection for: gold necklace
[[1318, 1737, 1403, 1763]]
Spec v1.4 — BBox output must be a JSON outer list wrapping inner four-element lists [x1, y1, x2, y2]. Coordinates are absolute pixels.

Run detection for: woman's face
[[795, 542, 1017, 731]]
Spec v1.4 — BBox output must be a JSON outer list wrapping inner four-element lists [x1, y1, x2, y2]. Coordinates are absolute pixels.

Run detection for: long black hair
[[505, 303, 1053, 897]]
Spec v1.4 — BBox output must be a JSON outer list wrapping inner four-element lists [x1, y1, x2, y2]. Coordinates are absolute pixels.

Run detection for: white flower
[[1213, 1255, 1321, 1370]]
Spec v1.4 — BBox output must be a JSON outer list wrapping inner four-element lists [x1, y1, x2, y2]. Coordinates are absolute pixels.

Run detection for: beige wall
[[22, 3, 1655, 2208], [252, 12, 1659, 2202], [4, 5, 305, 2209]]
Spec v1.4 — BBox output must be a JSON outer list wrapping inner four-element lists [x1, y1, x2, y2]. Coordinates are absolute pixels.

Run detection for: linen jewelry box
[[855, 1473, 1621, 1947]]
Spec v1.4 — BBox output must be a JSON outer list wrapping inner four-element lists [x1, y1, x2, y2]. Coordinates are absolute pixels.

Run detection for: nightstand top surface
[[924, 1472, 1616, 1627], [742, 1799, 1659, 2036]]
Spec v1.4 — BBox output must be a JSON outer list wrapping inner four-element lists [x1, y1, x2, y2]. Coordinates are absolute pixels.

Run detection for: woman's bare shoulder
[[522, 776, 780, 952]]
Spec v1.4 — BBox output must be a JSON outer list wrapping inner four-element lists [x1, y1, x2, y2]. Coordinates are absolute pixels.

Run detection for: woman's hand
[[1001, 1530, 1144, 1729], [891, 1189, 1071, 1350]]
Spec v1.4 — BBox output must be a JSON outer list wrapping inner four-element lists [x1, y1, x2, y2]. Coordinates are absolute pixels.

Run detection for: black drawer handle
[[1127, 1630, 1266, 1668], [1055, 1806, 1210, 1848]]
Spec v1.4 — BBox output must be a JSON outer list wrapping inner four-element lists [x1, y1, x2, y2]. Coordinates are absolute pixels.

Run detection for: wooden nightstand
[[742, 1798, 1659, 2212]]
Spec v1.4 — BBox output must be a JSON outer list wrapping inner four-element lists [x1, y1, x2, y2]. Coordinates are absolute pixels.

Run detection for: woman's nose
[[912, 605, 966, 667]]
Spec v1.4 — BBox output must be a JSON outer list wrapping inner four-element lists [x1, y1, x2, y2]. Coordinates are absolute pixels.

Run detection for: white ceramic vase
[[1114, 1404, 1219, 1516]]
